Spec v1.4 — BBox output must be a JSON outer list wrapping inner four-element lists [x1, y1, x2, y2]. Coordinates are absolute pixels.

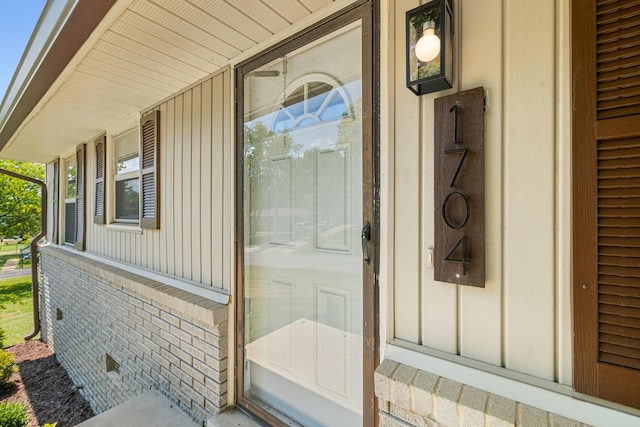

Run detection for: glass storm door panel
[[242, 22, 364, 426]]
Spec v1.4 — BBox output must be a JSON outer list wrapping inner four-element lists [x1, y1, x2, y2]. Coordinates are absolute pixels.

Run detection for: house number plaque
[[434, 87, 485, 287]]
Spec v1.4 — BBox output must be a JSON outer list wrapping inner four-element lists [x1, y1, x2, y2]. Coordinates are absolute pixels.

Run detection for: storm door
[[236, 3, 376, 426]]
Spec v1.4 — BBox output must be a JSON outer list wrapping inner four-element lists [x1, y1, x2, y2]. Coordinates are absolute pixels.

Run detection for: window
[[63, 157, 76, 244], [109, 112, 159, 229], [51, 159, 59, 243], [114, 129, 140, 223]]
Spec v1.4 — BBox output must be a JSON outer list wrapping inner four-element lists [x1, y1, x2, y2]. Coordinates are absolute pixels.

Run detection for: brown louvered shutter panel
[[74, 144, 86, 251], [140, 110, 160, 229], [597, 1, 640, 119], [574, 0, 640, 410], [94, 135, 106, 224]]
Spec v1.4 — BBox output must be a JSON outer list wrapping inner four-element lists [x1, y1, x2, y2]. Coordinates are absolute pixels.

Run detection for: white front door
[[240, 19, 368, 427]]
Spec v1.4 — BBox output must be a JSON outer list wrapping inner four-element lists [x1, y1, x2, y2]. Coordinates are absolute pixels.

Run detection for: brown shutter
[[74, 144, 86, 251], [597, 1, 640, 120], [140, 110, 160, 229], [94, 135, 106, 224], [52, 159, 59, 243], [574, 0, 640, 410]]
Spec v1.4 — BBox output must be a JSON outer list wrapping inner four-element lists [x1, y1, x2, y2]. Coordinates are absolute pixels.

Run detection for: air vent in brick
[[106, 354, 120, 374]]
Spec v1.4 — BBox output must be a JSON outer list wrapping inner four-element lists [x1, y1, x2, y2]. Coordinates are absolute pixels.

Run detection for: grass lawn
[[0, 276, 35, 348], [0, 242, 25, 255]]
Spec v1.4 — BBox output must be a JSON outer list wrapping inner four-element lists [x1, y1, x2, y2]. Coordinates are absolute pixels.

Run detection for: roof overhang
[[0, 0, 350, 163], [0, 0, 118, 162]]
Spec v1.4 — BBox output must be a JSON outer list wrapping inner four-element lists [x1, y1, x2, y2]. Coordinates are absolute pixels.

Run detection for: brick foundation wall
[[374, 359, 590, 427], [39, 246, 228, 424]]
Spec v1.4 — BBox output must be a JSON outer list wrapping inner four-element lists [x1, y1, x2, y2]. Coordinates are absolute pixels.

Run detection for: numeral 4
[[444, 235, 469, 275]]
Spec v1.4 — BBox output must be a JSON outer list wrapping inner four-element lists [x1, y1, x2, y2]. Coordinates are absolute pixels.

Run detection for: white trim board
[[386, 342, 640, 427]]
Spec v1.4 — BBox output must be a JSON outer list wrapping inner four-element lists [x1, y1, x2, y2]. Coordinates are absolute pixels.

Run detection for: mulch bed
[[1, 340, 94, 427]]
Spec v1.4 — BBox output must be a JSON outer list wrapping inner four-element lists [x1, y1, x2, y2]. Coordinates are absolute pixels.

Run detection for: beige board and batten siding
[[84, 70, 233, 292], [389, 0, 571, 384]]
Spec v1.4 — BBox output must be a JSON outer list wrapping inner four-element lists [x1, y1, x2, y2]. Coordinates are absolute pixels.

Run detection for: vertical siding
[[556, 0, 572, 387], [503, 0, 556, 380], [457, 0, 503, 366], [200, 79, 213, 285], [85, 70, 231, 291], [191, 84, 202, 283], [391, 1, 569, 381], [212, 74, 226, 289], [393, 0, 422, 343]]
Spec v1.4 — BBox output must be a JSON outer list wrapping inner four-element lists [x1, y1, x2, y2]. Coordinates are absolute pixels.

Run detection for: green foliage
[[0, 326, 5, 348], [0, 160, 45, 240], [0, 402, 29, 427], [0, 349, 17, 387]]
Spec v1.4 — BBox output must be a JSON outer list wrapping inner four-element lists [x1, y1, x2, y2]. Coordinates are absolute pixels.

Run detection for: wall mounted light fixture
[[406, 0, 454, 95]]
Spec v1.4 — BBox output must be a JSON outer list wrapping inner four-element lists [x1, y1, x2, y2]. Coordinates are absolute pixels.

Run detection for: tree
[[0, 160, 45, 240]]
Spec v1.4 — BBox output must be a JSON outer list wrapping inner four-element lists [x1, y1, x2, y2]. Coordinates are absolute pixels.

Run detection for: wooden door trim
[[572, 0, 598, 396]]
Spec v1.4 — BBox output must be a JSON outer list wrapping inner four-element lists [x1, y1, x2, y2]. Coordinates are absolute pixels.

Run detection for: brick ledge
[[40, 245, 227, 326]]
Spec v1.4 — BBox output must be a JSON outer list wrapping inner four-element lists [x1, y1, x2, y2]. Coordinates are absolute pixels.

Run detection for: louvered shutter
[[94, 135, 106, 224], [52, 159, 59, 243], [140, 110, 160, 229], [574, 0, 640, 410], [74, 144, 86, 251]]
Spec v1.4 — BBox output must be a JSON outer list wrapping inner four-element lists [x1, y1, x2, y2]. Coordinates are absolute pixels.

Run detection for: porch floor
[[76, 390, 198, 427]]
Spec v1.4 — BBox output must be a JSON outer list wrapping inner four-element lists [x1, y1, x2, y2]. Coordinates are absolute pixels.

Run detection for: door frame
[[234, 1, 380, 425]]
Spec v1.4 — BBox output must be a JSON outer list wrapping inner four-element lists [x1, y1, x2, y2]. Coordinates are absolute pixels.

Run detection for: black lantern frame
[[406, 0, 454, 95]]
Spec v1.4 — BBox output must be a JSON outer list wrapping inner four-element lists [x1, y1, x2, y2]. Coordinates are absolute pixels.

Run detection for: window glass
[[66, 158, 77, 199], [115, 178, 139, 220], [114, 129, 139, 222], [115, 130, 139, 174], [64, 157, 76, 244]]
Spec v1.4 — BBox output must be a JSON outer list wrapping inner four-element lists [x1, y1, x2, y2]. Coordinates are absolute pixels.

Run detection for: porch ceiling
[[0, 0, 340, 163]]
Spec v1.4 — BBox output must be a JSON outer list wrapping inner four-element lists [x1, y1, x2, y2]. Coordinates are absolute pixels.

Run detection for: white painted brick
[[487, 393, 516, 427], [392, 364, 418, 410], [519, 403, 549, 427], [434, 378, 462, 426], [551, 414, 582, 427], [160, 311, 181, 327], [38, 248, 229, 424], [460, 386, 488, 426], [380, 411, 415, 427], [411, 369, 438, 417]]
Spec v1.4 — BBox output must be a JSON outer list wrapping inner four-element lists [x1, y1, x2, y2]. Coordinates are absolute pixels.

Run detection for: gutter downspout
[[0, 168, 47, 340]]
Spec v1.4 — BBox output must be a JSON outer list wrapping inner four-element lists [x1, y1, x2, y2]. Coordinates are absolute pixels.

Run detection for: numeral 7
[[444, 147, 468, 188]]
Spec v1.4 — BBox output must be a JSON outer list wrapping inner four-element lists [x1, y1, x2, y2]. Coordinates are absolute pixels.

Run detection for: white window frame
[[63, 155, 77, 245], [112, 128, 140, 225]]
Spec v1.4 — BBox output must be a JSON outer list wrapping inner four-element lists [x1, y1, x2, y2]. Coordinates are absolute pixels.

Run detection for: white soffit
[[2, 0, 337, 163]]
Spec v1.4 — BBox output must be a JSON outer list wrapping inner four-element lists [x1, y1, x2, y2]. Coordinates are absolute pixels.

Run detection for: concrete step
[[207, 408, 264, 427], [76, 390, 198, 427]]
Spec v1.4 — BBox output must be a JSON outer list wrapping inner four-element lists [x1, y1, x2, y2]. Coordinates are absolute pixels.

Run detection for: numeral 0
[[442, 191, 469, 230]]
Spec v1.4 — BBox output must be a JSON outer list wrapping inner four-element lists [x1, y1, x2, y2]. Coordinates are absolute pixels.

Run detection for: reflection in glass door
[[241, 22, 364, 426]]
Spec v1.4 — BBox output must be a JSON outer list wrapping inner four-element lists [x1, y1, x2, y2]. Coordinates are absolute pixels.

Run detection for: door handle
[[361, 222, 371, 264]]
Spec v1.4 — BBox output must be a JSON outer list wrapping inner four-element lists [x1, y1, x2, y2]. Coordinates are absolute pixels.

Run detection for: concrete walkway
[[76, 391, 198, 427], [0, 257, 29, 279]]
